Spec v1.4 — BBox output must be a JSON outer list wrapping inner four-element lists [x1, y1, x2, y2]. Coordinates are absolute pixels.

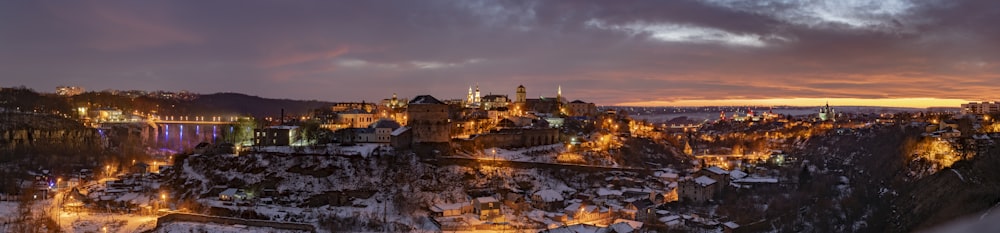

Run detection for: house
[[131, 162, 149, 175], [334, 119, 401, 144], [564, 202, 600, 222], [219, 188, 249, 202], [566, 100, 598, 117], [473, 196, 503, 222], [699, 166, 730, 194], [369, 119, 401, 143], [723, 221, 741, 233], [254, 126, 299, 146], [430, 202, 472, 217], [626, 199, 657, 222], [389, 126, 411, 149], [679, 176, 717, 204], [622, 190, 650, 200], [941, 128, 961, 139]]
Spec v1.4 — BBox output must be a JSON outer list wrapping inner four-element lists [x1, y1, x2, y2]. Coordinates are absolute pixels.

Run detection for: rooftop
[[694, 176, 717, 187], [475, 196, 499, 203], [409, 95, 444, 104], [704, 166, 729, 175]]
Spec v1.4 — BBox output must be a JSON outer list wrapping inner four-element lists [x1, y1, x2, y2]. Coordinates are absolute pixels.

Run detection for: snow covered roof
[[733, 178, 778, 183], [730, 170, 748, 179], [704, 166, 729, 175], [694, 176, 717, 187], [390, 126, 410, 136], [564, 202, 582, 213], [220, 188, 238, 196], [610, 220, 642, 232], [534, 189, 564, 202], [431, 202, 469, 212], [475, 196, 499, 204], [629, 199, 655, 210], [597, 188, 623, 196], [539, 224, 604, 233], [660, 172, 679, 179], [408, 95, 444, 104], [659, 215, 681, 223], [267, 125, 298, 130]]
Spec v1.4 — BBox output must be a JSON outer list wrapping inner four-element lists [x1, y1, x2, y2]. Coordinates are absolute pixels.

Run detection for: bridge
[[150, 120, 236, 125]]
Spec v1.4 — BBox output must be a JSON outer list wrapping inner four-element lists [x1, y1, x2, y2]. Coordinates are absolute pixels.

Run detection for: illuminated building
[[56, 86, 84, 96], [480, 94, 510, 110], [818, 102, 835, 121], [961, 101, 1000, 114], [253, 126, 299, 146], [566, 100, 597, 116]]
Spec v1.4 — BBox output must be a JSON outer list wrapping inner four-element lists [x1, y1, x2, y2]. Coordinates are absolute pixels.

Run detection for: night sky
[[2, 1, 998, 107]]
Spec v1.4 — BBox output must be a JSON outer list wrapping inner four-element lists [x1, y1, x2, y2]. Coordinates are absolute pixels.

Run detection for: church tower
[[474, 84, 481, 104], [467, 86, 474, 105], [516, 85, 526, 103], [557, 85, 562, 103]]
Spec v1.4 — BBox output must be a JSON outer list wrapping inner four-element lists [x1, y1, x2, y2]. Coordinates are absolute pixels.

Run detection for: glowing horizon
[[614, 97, 972, 109]]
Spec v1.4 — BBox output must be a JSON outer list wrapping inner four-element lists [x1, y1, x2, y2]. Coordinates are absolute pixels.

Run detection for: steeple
[[467, 86, 473, 104], [557, 85, 562, 102], [475, 84, 481, 104]]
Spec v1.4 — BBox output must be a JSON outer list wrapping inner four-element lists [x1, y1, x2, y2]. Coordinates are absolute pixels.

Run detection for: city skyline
[[3, 1, 999, 107]]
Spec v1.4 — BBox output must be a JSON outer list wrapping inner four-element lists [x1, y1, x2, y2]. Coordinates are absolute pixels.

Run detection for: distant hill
[[186, 93, 334, 118]]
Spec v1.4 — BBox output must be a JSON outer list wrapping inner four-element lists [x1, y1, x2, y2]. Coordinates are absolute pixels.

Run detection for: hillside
[[187, 93, 334, 118], [890, 146, 1000, 232]]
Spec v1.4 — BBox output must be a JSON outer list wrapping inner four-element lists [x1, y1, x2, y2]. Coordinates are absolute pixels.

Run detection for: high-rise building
[[961, 101, 1000, 114]]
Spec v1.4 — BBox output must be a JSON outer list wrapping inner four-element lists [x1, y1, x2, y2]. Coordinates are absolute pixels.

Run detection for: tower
[[516, 85, 526, 103], [467, 86, 474, 105], [818, 101, 834, 121], [557, 85, 562, 103], [474, 84, 481, 104]]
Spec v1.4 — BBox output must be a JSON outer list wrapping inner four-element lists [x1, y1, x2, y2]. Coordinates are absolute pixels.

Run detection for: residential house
[[679, 176, 717, 204], [430, 202, 473, 217], [626, 199, 657, 222], [389, 126, 412, 149], [699, 166, 730, 194], [566, 100, 598, 117], [254, 126, 299, 146], [219, 188, 249, 202], [473, 196, 503, 222]]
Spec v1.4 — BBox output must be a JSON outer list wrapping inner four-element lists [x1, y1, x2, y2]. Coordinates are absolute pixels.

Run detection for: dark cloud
[[1, 0, 999, 106]]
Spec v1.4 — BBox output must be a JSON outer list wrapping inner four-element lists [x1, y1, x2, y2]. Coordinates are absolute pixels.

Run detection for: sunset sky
[[2, 1, 998, 107]]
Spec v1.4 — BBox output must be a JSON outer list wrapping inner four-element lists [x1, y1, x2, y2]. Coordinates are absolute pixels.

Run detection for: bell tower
[[516, 85, 526, 103]]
